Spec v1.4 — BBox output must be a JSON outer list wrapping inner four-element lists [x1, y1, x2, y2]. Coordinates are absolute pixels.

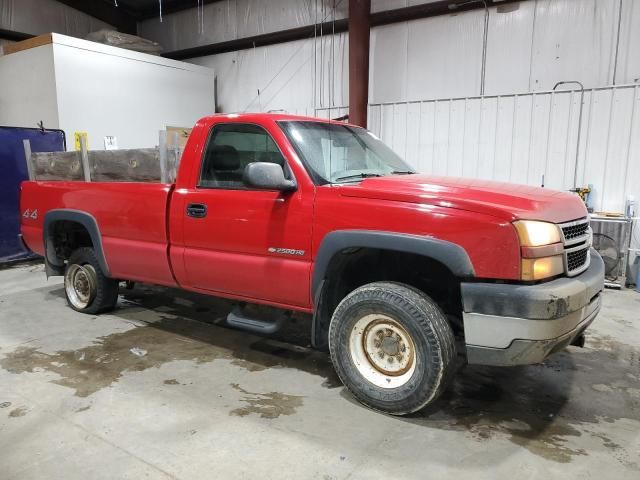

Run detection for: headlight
[[514, 220, 561, 247], [521, 256, 564, 281], [515, 220, 564, 280]]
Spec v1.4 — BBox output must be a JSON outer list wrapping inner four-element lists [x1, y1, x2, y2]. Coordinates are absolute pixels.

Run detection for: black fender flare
[[43, 209, 110, 277], [312, 230, 475, 298], [310, 230, 475, 347]]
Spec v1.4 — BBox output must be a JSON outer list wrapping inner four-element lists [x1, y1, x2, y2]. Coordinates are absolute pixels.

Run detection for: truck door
[[177, 122, 314, 309]]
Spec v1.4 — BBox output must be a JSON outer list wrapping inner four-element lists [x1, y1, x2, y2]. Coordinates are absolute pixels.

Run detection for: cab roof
[[198, 112, 359, 128]]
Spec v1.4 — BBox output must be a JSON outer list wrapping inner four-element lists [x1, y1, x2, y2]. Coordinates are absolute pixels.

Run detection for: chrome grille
[[562, 222, 589, 241], [558, 217, 591, 276], [567, 247, 589, 272]]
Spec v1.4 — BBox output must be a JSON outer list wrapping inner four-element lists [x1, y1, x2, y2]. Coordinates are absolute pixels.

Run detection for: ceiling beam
[[370, 0, 521, 27], [55, 0, 137, 34]]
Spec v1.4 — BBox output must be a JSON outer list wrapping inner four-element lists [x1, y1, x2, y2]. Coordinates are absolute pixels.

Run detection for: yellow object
[[74, 132, 88, 151], [521, 256, 564, 281], [570, 186, 591, 203], [514, 220, 562, 247]]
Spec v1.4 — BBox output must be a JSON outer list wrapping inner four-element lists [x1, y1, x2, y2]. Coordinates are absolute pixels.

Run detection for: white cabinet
[[0, 33, 215, 150]]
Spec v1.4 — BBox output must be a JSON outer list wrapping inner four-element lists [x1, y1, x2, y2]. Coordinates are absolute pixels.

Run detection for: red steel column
[[348, 0, 371, 128]]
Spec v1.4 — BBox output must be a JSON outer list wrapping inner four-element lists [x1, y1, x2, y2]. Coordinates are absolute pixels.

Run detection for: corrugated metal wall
[[369, 0, 640, 102], [0, 0, 112, 40], [367, 84, 640, 215], [148, 0, 640, 241], [179, 0, 640, 115], [190, 32, 349, 114], [138, 0, 348, 52]]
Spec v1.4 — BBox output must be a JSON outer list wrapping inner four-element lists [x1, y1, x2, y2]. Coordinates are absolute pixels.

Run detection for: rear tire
[[328, 281, 456, 415], [64, 247, 119, 314]]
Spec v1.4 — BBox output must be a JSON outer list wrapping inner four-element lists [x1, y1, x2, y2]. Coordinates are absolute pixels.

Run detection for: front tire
[[64, 247, 119, 314], [328, 282, 456, 415]]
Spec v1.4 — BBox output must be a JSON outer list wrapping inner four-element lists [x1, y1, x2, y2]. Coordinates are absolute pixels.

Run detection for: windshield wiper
[[333, 173, 383, 182], [390, 170, 416, 175]]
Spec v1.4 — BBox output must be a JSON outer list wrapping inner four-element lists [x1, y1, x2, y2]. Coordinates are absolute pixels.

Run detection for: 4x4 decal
[[22, 209, 38, 220]]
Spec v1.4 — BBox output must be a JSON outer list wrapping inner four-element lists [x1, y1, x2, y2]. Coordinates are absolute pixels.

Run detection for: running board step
[[226, 306, 286, 334]]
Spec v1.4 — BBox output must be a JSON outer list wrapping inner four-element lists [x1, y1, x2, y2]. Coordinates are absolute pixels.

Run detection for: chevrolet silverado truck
[[20, 113, 604, 415]]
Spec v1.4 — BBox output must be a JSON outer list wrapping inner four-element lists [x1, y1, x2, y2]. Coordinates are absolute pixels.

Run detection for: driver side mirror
[[243, 162, 296, 192]]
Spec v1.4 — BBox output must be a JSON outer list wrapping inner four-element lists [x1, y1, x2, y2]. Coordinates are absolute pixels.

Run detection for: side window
[[199, 123, 288, 189]]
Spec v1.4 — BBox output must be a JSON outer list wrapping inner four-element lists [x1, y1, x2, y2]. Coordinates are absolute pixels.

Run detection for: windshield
[[279, 121, 415, 184]]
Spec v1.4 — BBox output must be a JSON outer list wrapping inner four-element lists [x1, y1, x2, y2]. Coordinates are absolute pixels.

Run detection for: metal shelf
[[590, 215, 633, 289]]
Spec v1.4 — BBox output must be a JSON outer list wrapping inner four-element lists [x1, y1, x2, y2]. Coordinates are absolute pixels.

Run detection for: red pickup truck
[[20, 113, 604, 415]]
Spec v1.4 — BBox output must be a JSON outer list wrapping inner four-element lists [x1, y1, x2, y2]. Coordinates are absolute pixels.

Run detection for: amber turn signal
[[521, 255, 564, 281]]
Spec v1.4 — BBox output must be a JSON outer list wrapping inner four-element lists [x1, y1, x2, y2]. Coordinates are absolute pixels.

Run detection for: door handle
[[186, 203, 207, 218]]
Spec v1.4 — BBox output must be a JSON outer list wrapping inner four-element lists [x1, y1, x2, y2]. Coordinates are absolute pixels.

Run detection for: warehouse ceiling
[[54, 0, 223, 33], [51, 0, 524, 49], [54, 0, 524, 37], [102, 0, 223, 20]]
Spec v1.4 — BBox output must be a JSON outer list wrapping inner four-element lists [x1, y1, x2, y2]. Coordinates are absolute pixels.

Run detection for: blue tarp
[[0, 126, 66, 263]]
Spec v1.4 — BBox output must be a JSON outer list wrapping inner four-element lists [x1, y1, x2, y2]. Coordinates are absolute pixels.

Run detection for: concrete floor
[[0, 263, 639, 479]]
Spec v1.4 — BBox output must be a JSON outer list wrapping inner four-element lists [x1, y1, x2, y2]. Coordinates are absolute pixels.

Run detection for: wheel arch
[[311, 230, 475, 348], [43, 209, 110, 277]]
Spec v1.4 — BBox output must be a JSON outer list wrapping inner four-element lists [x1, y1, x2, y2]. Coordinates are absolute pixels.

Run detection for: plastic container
[[627, 195, 636, 218]]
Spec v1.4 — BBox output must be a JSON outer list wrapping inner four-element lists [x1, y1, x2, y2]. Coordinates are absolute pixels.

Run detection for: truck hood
[[340, 174, 587, 223]]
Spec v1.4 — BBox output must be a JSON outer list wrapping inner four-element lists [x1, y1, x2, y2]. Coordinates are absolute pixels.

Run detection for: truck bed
[[28, 148, 180, 183], [21, 181, 177, 287]]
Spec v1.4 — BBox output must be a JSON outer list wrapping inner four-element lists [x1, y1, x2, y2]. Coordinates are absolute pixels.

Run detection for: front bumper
[[461, 248, 605, 366]]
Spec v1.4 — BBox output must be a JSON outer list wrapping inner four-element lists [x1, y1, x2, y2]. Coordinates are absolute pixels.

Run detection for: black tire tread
[[328, 281, 457, 415]]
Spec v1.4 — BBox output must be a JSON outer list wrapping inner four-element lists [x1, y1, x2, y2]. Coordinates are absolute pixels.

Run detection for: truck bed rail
[[23, 131, 182, 183]]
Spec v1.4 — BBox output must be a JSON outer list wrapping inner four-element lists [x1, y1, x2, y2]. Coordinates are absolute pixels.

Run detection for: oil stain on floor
[[0, 316, 336, 398], [408, 334, 640, 467], [230, 383, 304, 419], [8, 406, 28, 418], [1, 284, 339, 398]]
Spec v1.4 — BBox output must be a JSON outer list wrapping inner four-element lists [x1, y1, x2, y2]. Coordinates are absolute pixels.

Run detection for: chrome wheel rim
[[65, 264, 97, 309], [349, 314, 417, 389]]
